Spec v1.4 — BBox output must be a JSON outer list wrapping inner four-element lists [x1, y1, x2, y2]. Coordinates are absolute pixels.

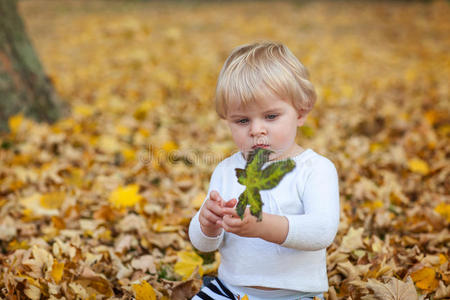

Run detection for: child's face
[[226, 94, 306, 160]]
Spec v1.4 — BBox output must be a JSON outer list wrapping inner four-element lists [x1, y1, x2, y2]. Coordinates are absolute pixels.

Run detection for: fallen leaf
[[434, 280, 450, 299], [132, 280, 156, 300], [109, 184, 143, 208], [410, 267, 439, 291], [131, 255, 157, 273], [174, 250, 204, 280], [407, 158, 430, 175], [20, 193, 59, 217], [8, 113, 24, 134], [341, 227, 365, 253], [40, 191, 65, 209], [51, 260, 64, 283], [366, 276, 418, 300], [434, 203, 450, 222], [171, 279, 202, 300], [191, 192, 206, 209]]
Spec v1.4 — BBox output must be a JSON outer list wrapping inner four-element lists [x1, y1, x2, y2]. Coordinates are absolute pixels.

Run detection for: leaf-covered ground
[[1, 1, 449, 299]]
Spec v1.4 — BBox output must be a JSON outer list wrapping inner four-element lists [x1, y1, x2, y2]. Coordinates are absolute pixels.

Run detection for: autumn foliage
[[0, 1, 449, 299]]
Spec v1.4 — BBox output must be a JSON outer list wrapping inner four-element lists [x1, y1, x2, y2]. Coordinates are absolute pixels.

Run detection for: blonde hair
[[215, 41, 316, 119]]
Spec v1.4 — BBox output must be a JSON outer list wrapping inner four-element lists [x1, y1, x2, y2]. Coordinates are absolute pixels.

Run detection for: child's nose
[[250, 120, 267, 136]]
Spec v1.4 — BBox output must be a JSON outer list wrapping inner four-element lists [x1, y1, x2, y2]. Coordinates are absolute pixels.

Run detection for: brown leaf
[[77, 266, 114, 297], [434, 280, 450, 299], [131, 255, 157, 273], [366, 276, 418, 300], [340, 227, 365, 253], [171, 278, 202, 300]]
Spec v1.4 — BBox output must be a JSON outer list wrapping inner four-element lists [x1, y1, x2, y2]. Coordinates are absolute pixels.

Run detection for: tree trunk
[[0, 0, 66, 132]]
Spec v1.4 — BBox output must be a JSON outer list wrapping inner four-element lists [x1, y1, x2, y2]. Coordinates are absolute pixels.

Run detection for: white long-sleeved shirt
[[189, 149, 340, 292]]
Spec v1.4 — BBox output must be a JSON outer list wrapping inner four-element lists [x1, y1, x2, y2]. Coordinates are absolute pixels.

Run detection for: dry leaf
[[109, 184, 143, 208], [132, 280, 156, 300], [340, 227, 364, 253], [434, 280, 450, 299], [410, 267, 439, 292], [174, 250, 204, 280], [366, 277, 418, 300], [131, 255, 157, 273], [434, 203, 450, 222], [407, 158, 430, 175], [50, 260, 64, 283], [171, 279, 202, 300], [2, 2, 449, 299]]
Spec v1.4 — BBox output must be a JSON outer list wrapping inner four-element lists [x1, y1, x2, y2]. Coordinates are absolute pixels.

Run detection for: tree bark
[[0, 0, 66, 132]]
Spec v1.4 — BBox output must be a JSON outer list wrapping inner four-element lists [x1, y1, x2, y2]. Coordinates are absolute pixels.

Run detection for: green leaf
[[248, 187, 263, 221], [259, 160, 296, 189], [236, 190, 248, 218], [235, 168, 247, 185], [234, 148, 296, 221]]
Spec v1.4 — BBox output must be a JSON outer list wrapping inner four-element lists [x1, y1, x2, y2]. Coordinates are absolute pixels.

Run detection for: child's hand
[[199, 191, 236, 237], [219, 204, 261, 238], [220, 204, 289, 244]]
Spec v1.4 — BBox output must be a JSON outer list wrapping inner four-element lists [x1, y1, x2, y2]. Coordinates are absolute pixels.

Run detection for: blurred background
[[0, 0, 449, 299]]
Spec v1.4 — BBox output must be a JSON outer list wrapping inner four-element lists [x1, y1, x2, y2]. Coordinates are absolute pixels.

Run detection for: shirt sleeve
[[281, 157, 340, 251], [188, 163, 225, 252]]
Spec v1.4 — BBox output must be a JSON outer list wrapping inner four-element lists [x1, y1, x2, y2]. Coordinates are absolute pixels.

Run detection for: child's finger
[[221, 206, 240, 218], [202, 209, 222, 225], [221, 214, 243, 229], [224, 198, 237, 208], [205, 200, 223, 217], [209, 191, 224, 206]]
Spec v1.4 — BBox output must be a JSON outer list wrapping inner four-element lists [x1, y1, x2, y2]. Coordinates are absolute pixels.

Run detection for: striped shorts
[[191, 278, 235, 300], [191, 278, 324, 300]]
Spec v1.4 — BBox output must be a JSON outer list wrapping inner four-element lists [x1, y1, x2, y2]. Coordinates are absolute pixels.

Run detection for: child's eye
[[236, 118, 249, 124], [266, 114, 278, 120]]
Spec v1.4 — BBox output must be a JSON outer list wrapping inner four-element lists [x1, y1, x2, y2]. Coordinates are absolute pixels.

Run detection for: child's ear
[[297, 112, 307, 127]]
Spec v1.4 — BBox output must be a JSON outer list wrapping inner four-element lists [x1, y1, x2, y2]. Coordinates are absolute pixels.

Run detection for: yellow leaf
[[109, 184, 142, 208], [64, 168, 84, 187], [138, 128, 150, 137], [98, 135, 122, 154], [74, 104, 94, 117], [434, 203, 450, 222], [40, 191, 65, 210], [121, 147, 136, 163], [116, 124, 131, 136], [174, 250, 204, 280], [162, 140, 178, 153], [340, 84, 354, 98], [21, 193, 59, 217], [362, 199, 383, 210], [192, 192, 206, 209], [370, 142, 384, 153], [8, 113, 24, 134], [241, 295, 249, 300], [132, 281, 156, 300], [133, 100, 155, 121], [407, 158, 430, 175], [411, 267, 439, 291], [51, 260, 65, 283], [8, 240, 29, 251]]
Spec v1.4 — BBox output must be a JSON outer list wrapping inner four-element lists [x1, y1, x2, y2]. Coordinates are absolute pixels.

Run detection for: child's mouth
[[252, 144, 270, 149]]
